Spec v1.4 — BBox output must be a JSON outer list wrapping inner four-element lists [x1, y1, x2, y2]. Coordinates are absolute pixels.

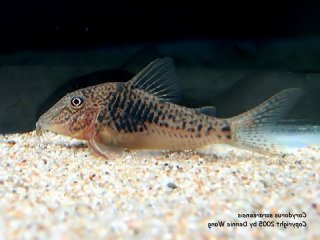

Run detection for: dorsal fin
[[194, 106, 216, 116], [128, 57, 180, 103]]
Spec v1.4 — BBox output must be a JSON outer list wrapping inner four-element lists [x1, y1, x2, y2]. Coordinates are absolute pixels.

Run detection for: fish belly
[[110, 126, 217, 150]]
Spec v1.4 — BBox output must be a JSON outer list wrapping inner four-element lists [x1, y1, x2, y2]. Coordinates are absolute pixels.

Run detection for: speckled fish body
[[90, 83, 231, 151], [36, 58, 303, 157]]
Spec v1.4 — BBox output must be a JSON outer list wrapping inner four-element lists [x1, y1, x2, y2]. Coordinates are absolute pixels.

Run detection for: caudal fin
[[230, 88, 304, 155]]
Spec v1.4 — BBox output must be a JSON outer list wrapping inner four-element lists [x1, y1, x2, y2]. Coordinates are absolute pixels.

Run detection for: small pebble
[[167, 182, 178, 189]]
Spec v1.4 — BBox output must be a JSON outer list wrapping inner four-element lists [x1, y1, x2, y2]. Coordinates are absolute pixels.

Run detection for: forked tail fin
[[229, 88, 304, 155]]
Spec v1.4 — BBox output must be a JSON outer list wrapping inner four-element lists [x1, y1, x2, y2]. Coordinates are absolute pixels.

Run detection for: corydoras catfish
[[36, 58, 303, 158]]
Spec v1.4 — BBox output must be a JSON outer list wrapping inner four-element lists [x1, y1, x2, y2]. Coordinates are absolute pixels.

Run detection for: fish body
[[36, 58, 303, 157], [89, 83, 231, 150]]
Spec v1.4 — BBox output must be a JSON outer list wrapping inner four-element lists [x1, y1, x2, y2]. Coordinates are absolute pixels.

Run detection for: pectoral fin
[[87, 136, 124, 159]]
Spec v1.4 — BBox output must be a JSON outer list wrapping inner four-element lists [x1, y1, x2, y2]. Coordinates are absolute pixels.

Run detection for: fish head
[[36, 86, 104, 140]]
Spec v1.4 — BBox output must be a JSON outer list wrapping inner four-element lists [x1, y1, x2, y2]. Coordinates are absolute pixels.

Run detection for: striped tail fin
[[229, 88, 304, 155]]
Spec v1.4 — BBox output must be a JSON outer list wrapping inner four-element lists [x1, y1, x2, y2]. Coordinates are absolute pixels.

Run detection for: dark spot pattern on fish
[[147, 112, 154, 123], [97, 113, 104, 123], [221, 126, 231, 132], [130, 100, 140, 116], [140, 108, 150, 124], [104, 88, 160, 133], [100, 84, 229, 145], [154, 115, 159, 124]]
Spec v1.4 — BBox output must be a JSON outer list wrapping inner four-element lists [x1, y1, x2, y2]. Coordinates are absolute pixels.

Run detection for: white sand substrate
[[0, 132, 319, 239]]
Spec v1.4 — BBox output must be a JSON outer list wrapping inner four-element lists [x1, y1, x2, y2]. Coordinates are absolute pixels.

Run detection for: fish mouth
[[35, 120, 54, 137], [35, 119, 68, 137], [35, 119, 87, 139]]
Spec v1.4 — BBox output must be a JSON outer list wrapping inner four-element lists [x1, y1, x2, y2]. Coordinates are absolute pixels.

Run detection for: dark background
[[0, 1, 319, 51], [0, 0, 320, 133]]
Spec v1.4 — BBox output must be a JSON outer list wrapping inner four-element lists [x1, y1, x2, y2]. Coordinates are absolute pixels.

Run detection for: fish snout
[[35, 117, 49, 137], [35, 120, 43, 137], [35, 114, 72, 137], [35, 114, 55, 137]]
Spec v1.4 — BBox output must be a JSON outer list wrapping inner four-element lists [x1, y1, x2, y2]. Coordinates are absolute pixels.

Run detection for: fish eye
[[70, 97, 84, 108]]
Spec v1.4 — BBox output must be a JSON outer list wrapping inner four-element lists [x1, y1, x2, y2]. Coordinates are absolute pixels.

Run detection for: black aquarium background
[[0, 0, 320, 133]]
